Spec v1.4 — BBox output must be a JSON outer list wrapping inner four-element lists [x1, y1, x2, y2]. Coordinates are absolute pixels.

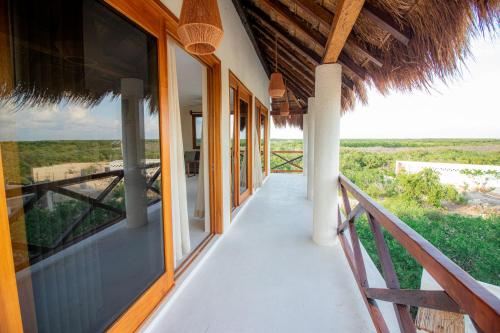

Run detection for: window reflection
[[239, 99, 248, 194], [0, 0, 164, 331], [229, 87, 236, 209]]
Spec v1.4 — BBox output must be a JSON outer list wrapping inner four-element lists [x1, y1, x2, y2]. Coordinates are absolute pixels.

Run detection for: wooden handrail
[[338, 174, 500, 333], [6, 164, 162, 269], [271, 150, 304, 173]]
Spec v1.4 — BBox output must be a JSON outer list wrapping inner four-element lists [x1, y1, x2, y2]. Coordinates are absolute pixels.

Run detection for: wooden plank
[[337, 213, 390, 333], [361, 3, 410, 46], [260, 0, 327, 45], [323, 0, 365, 63], [339, 174, 500, 333], [292, 0, 332, 27], [365, 288, 463, 313], [341, 188, 368, 288], [337, 203, 364, 234], [347, 39, 384, 67], [367, 214, 415, 332]]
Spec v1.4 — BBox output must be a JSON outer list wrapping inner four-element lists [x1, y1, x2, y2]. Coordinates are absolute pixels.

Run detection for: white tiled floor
[[142, 174, 377, 333]]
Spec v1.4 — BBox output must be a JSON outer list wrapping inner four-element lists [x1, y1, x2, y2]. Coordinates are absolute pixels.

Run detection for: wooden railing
[[271, 150, 303, 173], [338, 174, 500, 333], [6, 164, 161, 268]]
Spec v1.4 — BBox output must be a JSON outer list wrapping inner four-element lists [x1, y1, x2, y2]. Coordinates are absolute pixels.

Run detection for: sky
[[271, 34, 500, 139]]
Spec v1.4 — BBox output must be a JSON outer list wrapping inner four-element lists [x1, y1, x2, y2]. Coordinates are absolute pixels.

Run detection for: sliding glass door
[[0, 0, 173, 331], [229, 72, 252, 212], [256, 99, 269, 177]]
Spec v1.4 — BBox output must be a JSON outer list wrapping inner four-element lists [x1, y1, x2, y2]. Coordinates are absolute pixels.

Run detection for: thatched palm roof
[[0, 0, 159, 112], [233, 0, 500, 128]]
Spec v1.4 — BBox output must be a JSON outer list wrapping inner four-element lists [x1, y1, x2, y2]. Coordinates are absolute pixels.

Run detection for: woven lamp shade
[[178, 0, 224, 55], [279, 101, 290, 116], [268, 72, 286, 98]]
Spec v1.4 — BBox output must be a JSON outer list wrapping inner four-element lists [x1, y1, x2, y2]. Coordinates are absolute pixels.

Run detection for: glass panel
[[0, 0, 164, 331], [239, 99, 248, 194], [229, 87, 236, 209], [194, 116, 203, 148], [260, 112, 266, 172]]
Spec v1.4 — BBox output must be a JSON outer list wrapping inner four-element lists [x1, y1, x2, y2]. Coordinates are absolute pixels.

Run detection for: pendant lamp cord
[[275, 36, 278, 72]]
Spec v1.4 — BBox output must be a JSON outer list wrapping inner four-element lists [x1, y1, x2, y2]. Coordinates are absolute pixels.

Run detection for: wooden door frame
[[229, 71, 253, 207], [0, 0, 223, 332], [255, 99, 269, 178]]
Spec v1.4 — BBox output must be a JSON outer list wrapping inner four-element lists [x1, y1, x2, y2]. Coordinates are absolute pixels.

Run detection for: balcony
[[142, 174, 396, 332], [141, 173, 500, 332]]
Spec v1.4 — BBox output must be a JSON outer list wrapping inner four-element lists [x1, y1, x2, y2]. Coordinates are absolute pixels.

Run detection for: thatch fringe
[[272, 114, 303, 129], [270, 0, 499, 127]]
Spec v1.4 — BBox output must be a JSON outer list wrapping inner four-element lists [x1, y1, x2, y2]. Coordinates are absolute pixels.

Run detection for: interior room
[[171, 44, 211, 267]]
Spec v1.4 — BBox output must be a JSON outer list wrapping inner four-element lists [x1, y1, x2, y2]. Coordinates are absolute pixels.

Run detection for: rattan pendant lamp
[[280, 85, 290, 116], [178, 0, 224, 55], [268, 37, 286, 98]]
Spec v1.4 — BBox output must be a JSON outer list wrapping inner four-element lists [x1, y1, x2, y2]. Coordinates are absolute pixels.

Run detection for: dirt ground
[[446, 190, 500, 217], [345, 144, 500, 154]]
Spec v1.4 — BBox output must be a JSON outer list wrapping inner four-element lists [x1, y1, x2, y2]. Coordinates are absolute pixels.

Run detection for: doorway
[[229, 72, 253, 214]]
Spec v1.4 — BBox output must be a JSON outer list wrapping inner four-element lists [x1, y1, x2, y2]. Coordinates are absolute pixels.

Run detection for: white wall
[[161, 0, 270, 232], [180, 105, 202, 151]]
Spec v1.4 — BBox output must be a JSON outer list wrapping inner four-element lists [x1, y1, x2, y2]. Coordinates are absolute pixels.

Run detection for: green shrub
[[395, 168, 463, 207]]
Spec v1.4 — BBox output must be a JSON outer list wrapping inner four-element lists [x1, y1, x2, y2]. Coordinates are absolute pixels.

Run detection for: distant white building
[[395, 161, 500, 190]]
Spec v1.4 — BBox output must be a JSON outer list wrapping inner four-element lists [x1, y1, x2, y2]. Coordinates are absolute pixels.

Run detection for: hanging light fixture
[[268, 37, 286, 98], [280, 85, 290, 116], [178, 0, 224, 55]]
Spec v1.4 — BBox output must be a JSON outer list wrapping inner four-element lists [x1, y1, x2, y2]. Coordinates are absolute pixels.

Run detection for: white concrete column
[[312, 64, 342, 246], [302, 114, 308, 177], [121, 78, 148, 228], [306, 97, 315, 201]]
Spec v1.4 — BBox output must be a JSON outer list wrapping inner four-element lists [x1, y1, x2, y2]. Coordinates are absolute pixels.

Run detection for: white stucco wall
[[160, 0, 270, 232]]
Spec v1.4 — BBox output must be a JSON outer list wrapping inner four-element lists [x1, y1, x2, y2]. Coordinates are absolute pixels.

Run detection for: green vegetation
[[0, 140, 160, 184], [271, 138, 500, 288]]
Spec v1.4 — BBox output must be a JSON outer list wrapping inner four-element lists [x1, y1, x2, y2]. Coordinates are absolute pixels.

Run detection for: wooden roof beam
[[250, 14, 355, 89], [290, 0, 383, 67], [253, 25, 315, 72], [258, 38, 315, 80], [323, 0, 365, 64], [362, 3, 411, 46], [261, 48, 314, 87], [291, 0, 410, 46], [258, 0, 366, 80]]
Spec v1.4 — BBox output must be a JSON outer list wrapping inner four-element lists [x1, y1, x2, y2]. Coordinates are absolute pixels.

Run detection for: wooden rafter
[[254, 26, 315, 73], [291, 0, 410, 46], [258, 0, 366, 80], [361, 3, 411, 45], [259, 43, 315, 85], [323, 0, 365, 64], [247, 5, 354, 89], [289, 0, 383, 67]]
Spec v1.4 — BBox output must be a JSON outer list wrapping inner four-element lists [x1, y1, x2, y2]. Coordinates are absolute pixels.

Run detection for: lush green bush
[[395, 168, 464, 207], [269, 138, 500, 288], [356, 209, 500, 289]]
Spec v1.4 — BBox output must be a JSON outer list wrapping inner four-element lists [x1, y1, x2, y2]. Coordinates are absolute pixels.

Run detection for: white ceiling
[[175, 45, 203, 112]]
